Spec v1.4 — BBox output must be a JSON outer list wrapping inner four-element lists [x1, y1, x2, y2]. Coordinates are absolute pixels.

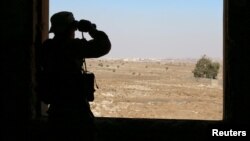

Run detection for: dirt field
[[86, 58, 223, 120]]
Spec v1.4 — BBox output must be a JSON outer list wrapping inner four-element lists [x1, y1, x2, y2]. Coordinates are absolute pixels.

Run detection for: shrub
[[165, 67, 168, 71], [98, 63, 103, 67], [192, 55, 220, 79]]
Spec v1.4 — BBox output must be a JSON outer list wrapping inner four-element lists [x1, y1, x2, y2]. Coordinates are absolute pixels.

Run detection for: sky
[[50, 0, 223, 59]]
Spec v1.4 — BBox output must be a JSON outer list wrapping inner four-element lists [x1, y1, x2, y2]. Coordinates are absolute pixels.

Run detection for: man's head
[[49, 11, 78, 34]]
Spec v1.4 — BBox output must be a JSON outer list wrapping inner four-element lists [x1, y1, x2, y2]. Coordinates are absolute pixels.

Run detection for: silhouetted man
[[38, 11, 111, 141]]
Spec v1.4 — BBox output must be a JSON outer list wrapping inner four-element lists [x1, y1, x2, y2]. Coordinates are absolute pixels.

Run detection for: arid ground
[[86, 58, 223, 120]]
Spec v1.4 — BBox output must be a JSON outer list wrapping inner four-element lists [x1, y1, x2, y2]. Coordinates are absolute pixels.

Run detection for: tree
[[192, 55, 220, 79]]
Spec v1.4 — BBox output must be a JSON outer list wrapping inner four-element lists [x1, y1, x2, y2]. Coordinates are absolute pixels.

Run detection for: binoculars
[[77, 20, 96, 32]]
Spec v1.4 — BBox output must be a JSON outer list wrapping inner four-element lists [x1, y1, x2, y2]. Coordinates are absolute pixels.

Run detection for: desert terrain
[[86, 58, 223, 120]]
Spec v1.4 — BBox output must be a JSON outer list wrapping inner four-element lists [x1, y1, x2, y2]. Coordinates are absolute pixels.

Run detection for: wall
[[224, 0, 250, 124], [1, 0, 37, 140], [0, 0, 249, 141]]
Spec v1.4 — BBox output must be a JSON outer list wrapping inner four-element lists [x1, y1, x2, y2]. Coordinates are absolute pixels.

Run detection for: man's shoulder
[[42, 38, 86, 48], [69, 38, 87, 46], [72, 38, 86, 43], [43, 38, 81, 44]]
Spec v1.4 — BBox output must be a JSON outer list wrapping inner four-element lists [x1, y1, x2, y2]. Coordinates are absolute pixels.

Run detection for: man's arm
[[76, 20, 111, 58], [86, 29, 111, 58]]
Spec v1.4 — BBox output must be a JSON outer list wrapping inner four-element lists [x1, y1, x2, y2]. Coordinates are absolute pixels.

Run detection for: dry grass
[[86, 59, 223, 120]]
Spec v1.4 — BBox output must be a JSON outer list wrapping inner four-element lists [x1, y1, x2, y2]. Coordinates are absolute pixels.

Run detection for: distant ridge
[[98, 56, 223, 63], [97, 57, 222, 63]]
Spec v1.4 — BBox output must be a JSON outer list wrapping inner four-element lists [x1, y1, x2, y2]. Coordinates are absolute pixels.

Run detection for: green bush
[[192, 55, 220, 79]]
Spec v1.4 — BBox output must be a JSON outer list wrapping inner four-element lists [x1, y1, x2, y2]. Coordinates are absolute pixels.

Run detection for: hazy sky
[[50, 0, 223, 59]]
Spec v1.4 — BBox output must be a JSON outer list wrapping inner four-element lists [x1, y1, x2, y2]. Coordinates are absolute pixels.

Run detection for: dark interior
[[1, 0, 249, 140]]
